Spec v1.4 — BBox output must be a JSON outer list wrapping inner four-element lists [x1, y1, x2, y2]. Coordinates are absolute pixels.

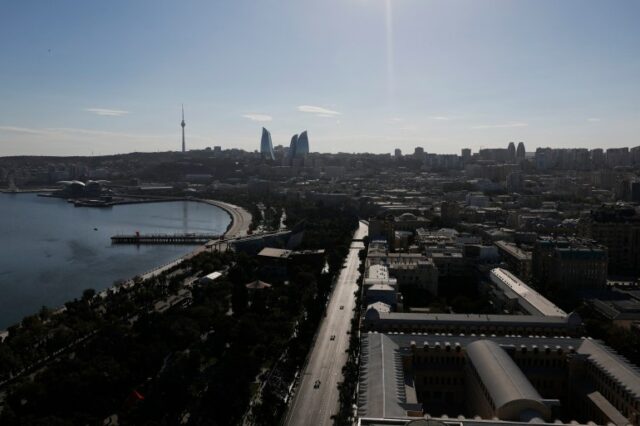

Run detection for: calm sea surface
[[0, 194, 230, 329]]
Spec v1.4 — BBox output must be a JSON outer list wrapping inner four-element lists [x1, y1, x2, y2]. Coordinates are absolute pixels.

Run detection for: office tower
[[181, 104, 186, 153], [288, 134, 299, 160], [259, 127, 275, 160], [516, 141, 526, 161], [507, 141, 516, 162], [297, 131, 310, 155], [413, 147, 425, 158], [394, 148, 402, 157], [461, 148, 471, 161]]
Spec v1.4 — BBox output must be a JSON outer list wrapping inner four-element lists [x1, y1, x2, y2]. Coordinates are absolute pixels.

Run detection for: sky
[[0, 0, 639, 156]]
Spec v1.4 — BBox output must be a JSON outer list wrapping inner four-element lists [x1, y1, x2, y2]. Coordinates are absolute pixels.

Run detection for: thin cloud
[[85, 108, 129, 117], [0, 126, 57, 135], [587, 118, 601, 122], [0, 125, 167, 140], [472, 122, 528, 129], [297, 105, 340, 116], [428, 116, 452, 121], [242, 113, 272, 122]]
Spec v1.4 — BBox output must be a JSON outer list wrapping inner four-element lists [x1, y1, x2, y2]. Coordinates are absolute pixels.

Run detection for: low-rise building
[[488, 268, 567, 317]]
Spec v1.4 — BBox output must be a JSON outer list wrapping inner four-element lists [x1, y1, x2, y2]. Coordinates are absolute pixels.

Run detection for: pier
[[111, 233, 221, 245]]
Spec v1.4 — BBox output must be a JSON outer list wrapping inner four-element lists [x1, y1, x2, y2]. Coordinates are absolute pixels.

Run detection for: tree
[[232, 282, 248, 316], [82, 288, 96, 301]]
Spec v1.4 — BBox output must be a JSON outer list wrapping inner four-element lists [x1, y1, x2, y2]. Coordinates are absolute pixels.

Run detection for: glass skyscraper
[[296, 131, 309, 155], [260, 127, 275, 160]]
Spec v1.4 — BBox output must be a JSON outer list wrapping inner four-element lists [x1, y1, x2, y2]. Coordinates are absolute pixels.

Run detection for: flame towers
[[287, 130, 309, 164], [260, 127, 275, 160], [257, 129, 310, 163], [297, 131, 309, 155], [288, 134, 299, 160]]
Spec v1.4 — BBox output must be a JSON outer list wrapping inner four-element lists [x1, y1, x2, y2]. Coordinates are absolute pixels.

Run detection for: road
[[285, 220, 368, 426], [201, 199, 252, 238]]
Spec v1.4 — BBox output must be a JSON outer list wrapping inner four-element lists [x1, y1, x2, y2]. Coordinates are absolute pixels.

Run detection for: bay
[[0, 194, 230, 329]]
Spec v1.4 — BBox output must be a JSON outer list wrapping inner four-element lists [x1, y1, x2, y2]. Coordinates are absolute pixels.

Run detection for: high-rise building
[[479, 148, 509, 162], [180, 104, 186, 153], [507, 142, 516, 162], [591, 148, 605, 168], [288, 134, 299, 160], [631, 146, 640, 165], [297, 131, 310, 155], [413, 147, 425, 158], [606, 147, 631, 167], [259, 127, 275, 160], [461, 148, 471, 161], [394, 148, 402, 157], [516, 141, 526, 161]]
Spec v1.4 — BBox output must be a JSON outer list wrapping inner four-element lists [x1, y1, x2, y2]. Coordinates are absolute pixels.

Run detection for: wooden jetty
[[111, 233, 221, 245]]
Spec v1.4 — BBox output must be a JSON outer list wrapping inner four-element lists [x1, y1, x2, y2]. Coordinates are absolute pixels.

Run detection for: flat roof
[[367, 311, 578, 328], [368, 264, 390, 279], [490, 268, 566, 318], [201, 271, 223, 281], [258, 247, 292, 259], [494, 240, 531, 261], [358, 332, 640, 420], [578, 339, 640, 398]]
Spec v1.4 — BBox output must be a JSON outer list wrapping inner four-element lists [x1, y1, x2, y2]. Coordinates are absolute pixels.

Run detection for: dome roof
[[398, 212, 417, 221]]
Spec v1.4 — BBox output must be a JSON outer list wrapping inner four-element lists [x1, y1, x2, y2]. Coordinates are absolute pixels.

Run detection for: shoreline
[[112, 198, 252, 288], [0, 195, 252, 333]]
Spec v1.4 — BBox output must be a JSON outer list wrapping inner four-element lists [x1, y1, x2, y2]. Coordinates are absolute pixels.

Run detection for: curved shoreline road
[[200, 199, 252, 238], [126, 199, 251, 283]]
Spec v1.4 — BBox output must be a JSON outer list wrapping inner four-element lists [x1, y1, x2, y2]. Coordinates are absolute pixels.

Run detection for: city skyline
[[1, 0, 639, 156]]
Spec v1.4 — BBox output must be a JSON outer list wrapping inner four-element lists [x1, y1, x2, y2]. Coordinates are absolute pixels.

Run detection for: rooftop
[[257, 247, 292, 259], [490, 268, 566, 318]]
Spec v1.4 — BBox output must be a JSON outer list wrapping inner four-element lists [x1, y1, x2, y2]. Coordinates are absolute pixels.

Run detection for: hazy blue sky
[[1, 0, 639, 156]]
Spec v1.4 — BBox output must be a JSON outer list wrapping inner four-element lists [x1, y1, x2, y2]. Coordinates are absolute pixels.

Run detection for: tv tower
[[181, 104, 186, 153]]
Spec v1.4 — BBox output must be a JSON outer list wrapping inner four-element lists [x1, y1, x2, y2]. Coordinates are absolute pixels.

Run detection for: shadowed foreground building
[[357, 332, 640, 425], [578, 204, 640, 277], [532, 237, 608, 295]]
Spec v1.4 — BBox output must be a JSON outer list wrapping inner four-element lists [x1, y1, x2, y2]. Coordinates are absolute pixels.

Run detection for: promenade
[[124, 199, 252, 283], [200, 199, 252, 238]]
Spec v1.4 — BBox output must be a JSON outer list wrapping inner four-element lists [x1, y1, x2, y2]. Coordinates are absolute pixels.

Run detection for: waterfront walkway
[[123, 199, 252, 282], [200, 199, 252, 239]]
